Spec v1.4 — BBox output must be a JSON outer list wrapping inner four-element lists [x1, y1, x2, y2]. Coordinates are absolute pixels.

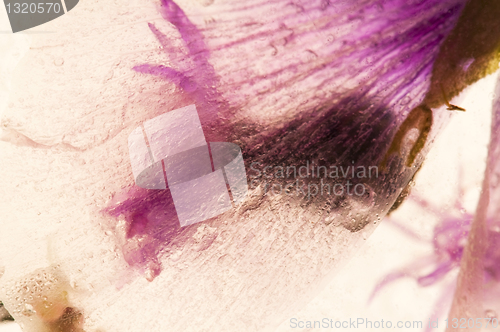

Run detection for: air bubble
[[53, 58, 64, 66]]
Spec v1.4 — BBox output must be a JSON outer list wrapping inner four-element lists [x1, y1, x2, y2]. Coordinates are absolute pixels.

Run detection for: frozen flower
[[1, 0, 500, 331]]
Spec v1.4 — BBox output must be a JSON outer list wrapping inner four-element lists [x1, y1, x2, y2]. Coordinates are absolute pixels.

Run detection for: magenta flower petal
[[370, 205, 472, 301]]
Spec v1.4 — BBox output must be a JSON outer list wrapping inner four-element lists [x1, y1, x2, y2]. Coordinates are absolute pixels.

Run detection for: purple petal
[[101, 0, 478, 329], [5, 0, 500, 330]]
